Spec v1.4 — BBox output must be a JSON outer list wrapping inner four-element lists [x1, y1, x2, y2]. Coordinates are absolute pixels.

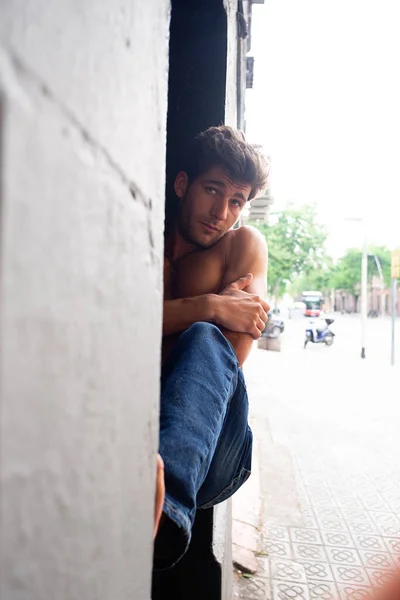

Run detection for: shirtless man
[[154, 126, 270, 569]]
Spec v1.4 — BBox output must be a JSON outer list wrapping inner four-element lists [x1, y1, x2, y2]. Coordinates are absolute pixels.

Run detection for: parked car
[[263, 311, 285, 337]]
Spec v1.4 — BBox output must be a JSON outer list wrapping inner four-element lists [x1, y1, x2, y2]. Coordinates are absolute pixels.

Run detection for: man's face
[[174, 166, 252, 249]]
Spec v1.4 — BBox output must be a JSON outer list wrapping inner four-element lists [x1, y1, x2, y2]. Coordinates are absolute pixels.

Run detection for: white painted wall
[[224, 0, 239, 127], [0, 2, 169, 599]]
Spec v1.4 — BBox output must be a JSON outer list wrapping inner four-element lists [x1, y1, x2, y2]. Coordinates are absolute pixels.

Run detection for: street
[[234, 314, 400, 600]]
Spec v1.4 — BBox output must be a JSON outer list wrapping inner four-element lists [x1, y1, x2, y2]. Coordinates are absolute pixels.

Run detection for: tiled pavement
[[258, 461, 400, 598], [235, 451, 400, 599], [234, 337, 400, 600]]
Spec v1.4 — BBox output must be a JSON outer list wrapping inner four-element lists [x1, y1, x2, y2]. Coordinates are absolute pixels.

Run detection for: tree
[[329, 246, 392, 295], [253, 204, 328, 295], [290, 257, 334, 297], [329, 249, 363, 295], [369, 245, 392, 286]]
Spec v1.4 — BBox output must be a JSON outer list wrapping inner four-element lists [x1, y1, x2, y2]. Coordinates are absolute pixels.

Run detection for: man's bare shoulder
[[220, 225, 268, 290], [227, 225, 268, 258]]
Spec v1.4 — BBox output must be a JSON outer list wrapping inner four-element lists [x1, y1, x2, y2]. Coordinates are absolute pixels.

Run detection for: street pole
[[344, 217, 368, 358], [391, 278, 396, 366], [372, 254, 385, 316], [360, 233, 368, 359]]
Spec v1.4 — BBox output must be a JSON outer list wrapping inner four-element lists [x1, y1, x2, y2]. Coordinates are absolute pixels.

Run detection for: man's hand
[[215, 273, 270, 340]]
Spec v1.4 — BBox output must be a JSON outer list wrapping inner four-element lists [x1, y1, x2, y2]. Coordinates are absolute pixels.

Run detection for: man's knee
[[185, 321, 221, 339], [182, 322, 237, 362]]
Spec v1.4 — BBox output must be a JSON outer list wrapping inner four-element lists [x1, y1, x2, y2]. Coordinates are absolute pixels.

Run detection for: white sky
[[246, 0, 400, 256]]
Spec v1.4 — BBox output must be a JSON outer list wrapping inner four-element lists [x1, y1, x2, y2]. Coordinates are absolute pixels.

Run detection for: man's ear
[[174, 171, 189, 199]]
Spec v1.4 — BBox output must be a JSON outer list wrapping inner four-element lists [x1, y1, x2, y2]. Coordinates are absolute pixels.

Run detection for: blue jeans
[[154, 322, 252, 569]]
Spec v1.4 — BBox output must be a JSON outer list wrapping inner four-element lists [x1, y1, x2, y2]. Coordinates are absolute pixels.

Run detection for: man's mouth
[[201, 222, 220, 232]]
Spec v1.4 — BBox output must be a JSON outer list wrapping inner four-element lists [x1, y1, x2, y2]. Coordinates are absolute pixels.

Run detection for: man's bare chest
[[164, 246, 227, 300]]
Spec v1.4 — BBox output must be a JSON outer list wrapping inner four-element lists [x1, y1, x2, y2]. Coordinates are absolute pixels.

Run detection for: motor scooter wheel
[[324, 333, 334, 346]]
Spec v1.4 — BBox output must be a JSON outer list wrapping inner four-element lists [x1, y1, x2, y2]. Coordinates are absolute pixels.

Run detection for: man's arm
[[163, 295, 215, 336], [163, 271, 269, 338], [219, 226, 269, 366]]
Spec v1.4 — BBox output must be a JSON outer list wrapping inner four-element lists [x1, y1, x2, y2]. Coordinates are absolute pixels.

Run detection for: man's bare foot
[[154, 453, 165, 538]]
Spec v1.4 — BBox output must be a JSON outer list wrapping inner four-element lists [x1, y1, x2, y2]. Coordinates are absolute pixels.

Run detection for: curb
[[232, 424, 261, 574]]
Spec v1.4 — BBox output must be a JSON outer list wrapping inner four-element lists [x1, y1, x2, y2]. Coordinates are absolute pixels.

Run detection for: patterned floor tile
[[354, 486, 379, 498], [302, 475, 328, 487], [325, 547, 362, 566], [272, 579, 310, 600], [235, 573, 272, 599], [383, 489, 400, 501], [300, 562, 334, 582], [311, 497, 338, 508], [347, 521, 379, 536], [264, 526, 291, 542], [270, 559, 307, 583], [301, 516, 320, 530], [257, 556, 271, 578], [298, 493, 312, 505], [337, 497, 365, 510], [360, 497, 390, 512], [358, 550, 395, 570], [392, 555, 400, 569], [351, 535, 387, 552], [376, 487, 400, 500], [370, 476, 393, 488], [308, 581, 338, 600], [306, 485, 333, 497], [327, 478, 349, 488], [318, 518, 348, 532], [369, 511, 399, 526], [348, 475, 371, 486], [299, 505, 316, 518], [383, 537, 400, 555], [321, 531, 354, 548], [365, 568, 397, 588], [314, 507, 342, 520], [331, 565, 370, 586], [292, 543, 327, 562], [387, 500, 400, 513], [341, 509, 371, 522], [263, 540, 292, 559], [337, 583, 372, 600], [290, 528, 323, 545], [378, 522, 400, 537], [334, 492, 359, 504]]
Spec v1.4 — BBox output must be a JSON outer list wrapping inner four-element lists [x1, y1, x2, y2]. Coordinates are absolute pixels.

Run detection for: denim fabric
[[155, 322, 252, 569]]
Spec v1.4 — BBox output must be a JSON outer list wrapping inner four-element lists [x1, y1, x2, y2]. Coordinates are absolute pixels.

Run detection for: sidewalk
[[233, 344, 400, 600]]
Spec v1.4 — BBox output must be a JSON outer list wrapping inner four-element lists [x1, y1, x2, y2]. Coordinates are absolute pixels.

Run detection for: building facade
[[0, 2, 263, 598]]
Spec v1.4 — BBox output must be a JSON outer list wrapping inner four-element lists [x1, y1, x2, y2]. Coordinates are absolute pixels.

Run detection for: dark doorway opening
[[153, 1, 231, 598], [164, 0, 228, 236]]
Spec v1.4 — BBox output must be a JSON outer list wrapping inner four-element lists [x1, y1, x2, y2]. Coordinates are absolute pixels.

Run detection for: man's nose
[[210, 198, 228, 221]]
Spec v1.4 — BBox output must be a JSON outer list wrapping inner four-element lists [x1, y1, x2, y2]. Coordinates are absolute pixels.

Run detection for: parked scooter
[[304, 317, 335, 348]]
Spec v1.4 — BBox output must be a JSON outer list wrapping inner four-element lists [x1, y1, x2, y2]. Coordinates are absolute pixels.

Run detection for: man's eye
[[231, 199, 242, 208], [206, 187, 218, 195]]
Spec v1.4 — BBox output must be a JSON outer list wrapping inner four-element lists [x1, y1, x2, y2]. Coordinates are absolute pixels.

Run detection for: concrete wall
[[0, 2, 169, 599]]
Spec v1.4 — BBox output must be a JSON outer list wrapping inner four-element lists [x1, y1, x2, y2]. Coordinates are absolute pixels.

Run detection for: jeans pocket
[[198, 467, 251, 509]]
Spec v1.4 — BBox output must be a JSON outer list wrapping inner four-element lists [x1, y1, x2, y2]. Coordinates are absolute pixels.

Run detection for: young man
[[154, 126, 270, 569]]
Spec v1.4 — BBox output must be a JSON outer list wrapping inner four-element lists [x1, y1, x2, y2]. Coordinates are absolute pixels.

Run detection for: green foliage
[[328, 249, 362, 294], [253, 204, 328, 294], [252, 203, 391, 298], [369, 245, 392, 284], [328, 246, 392, 293], [290, 257, 334, 296]]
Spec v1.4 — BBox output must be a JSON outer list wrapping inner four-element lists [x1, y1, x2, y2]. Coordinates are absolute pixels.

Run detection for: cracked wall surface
[[0, 2, 169, 599]]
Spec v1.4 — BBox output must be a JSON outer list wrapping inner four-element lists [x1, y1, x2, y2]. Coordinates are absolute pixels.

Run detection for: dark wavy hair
[[182, 125, 269, 201]]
